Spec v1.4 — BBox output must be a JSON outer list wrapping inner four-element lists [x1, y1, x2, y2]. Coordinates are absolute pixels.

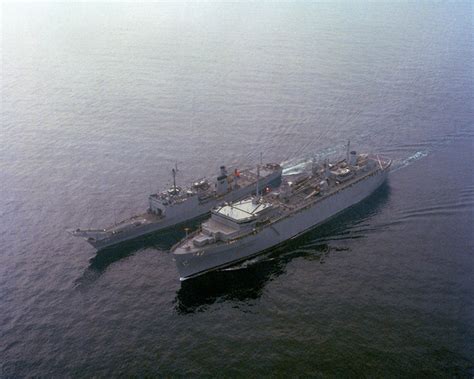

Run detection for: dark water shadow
[[75, 217, 206, 287], [175, 182, 391, 314], [77, 179, 285, 283]]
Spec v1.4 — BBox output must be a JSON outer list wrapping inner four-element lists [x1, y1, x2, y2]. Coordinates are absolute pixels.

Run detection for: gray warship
[[172, 145, 391, 280], [70, 163, 282, 250]]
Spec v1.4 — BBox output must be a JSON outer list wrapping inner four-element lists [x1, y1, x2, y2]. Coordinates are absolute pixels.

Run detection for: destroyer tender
[[172, 148, 391, 280], [70, 163, 282, 250]]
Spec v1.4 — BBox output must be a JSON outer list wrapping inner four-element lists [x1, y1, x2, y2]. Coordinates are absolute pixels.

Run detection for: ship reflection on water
[[174, 183, 391, 314], [77, 183, 390, 294], [87, 228, 181, 273], [87, 243, 161, 275], [77, 218, 205, 286]]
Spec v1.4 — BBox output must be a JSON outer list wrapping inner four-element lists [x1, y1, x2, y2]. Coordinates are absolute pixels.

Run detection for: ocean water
[[1, 2, 473, 376]]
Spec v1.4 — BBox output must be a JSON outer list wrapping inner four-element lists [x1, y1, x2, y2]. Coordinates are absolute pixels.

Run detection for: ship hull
[[82, 170, 282, 250], [174, 167, 389, 280], [87, 213, 204, 250]]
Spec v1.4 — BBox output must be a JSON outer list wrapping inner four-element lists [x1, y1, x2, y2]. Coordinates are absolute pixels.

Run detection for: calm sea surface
[[1, 2, 473, 377]]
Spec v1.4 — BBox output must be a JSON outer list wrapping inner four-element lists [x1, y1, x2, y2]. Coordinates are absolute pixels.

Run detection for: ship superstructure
[[70, 163, 282, 250], [172, 148, 391, 280]]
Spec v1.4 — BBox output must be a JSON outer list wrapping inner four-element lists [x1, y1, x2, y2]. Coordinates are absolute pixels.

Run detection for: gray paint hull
[[87, 170, 281, 250], [174, 168, 389, 280]]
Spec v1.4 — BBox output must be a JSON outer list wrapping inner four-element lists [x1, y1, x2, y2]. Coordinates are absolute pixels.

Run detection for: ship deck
[[172, 156, 391, 255], [105, 212, 162, 233], [228, 165, 279, 189]]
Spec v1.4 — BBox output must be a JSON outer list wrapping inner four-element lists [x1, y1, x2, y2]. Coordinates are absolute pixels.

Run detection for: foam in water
[[391, 151, 429, 172], [283, 148, 430, 177]]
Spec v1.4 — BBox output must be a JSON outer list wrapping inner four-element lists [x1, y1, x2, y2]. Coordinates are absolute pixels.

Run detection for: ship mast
[[256, 152, 262, 200], [256, 165, 260, 197], [254, 164, 261, 203], [172, 163, 178, 194], [346, 140, 351, 164]]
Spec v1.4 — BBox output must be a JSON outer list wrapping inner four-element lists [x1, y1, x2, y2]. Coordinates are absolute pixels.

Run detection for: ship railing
[[220, 156, 390, 239], [267, 164, 385, 226]]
